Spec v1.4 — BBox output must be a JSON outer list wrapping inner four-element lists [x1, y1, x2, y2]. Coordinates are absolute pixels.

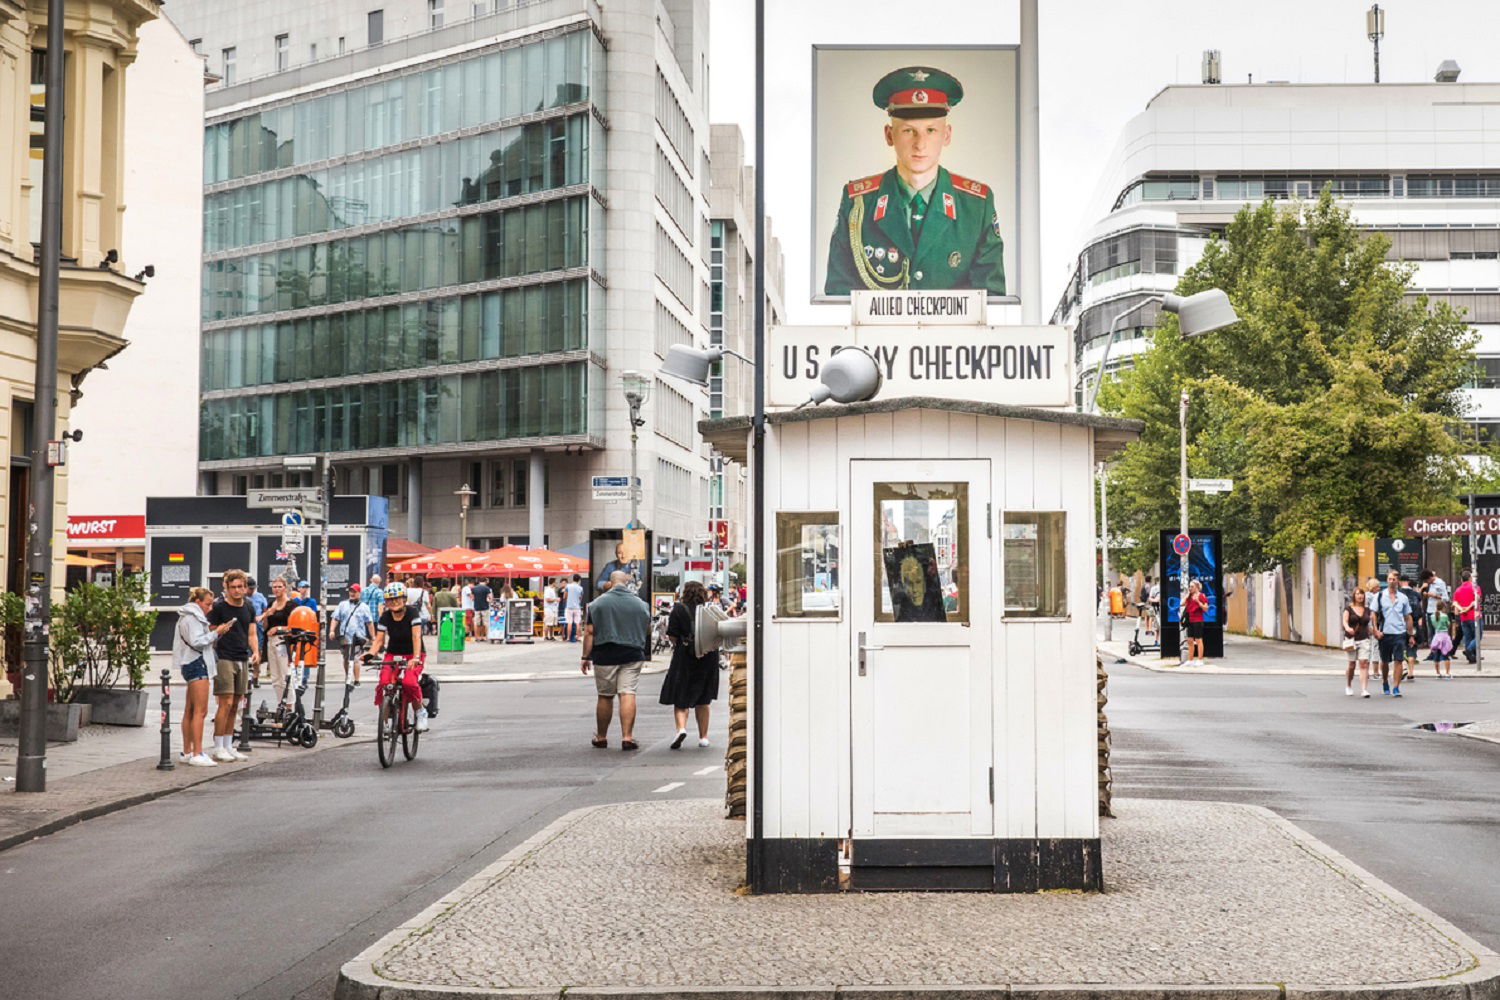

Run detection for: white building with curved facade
[[1054, 75, 1500, 436]]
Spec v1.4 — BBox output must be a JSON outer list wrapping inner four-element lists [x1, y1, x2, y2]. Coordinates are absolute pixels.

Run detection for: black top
[[472, 583, 492, 611], [379, 609, 420, 657], [1345, 603, 1373, 641], [264, 600, 293, 632], [208, 599, 256, 660]]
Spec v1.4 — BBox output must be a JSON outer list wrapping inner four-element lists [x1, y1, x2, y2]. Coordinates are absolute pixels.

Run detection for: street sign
[[1171, 533, 1192, 556], [281, 510, 304, 526], [248, 487, 320, 509], [593, 488, 630, 501], [591, 476, 641, 489], [1188, 478, 1234, 494], [280, 526, 305, 554]]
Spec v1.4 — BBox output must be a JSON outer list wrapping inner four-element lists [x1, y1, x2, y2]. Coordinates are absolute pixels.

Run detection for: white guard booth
[[702, 394, 1140, 893]]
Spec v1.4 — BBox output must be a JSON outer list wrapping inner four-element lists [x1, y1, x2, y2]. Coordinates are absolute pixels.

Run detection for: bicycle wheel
[[402, 697, 420, 760], [377, 692, 399, 768]]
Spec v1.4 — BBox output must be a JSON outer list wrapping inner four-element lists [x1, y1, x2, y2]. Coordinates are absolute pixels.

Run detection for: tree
[[1101, 190, 1477, 577]]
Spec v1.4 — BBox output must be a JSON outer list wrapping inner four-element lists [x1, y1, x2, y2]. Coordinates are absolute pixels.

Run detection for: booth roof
[[697, 396, 1144, 463]]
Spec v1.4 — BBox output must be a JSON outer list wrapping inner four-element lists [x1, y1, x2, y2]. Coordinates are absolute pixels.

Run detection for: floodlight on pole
[[1082, 288, 1239, 414], [804, 347, 883, 407], [659, 344, 753, 387]]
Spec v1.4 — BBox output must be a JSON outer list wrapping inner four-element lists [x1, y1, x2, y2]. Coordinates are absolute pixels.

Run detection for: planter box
[[72, 686, 148, 726], [0, 700, 83, 742]]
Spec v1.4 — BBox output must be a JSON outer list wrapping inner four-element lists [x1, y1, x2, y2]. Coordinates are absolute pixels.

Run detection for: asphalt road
[[1108, 664, 1500, 952], [2, 663, 1496, 1000], [0, 669, 729, 1000]]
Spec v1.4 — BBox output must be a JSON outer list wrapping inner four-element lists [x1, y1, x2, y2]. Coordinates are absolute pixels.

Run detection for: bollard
[[236, 661, 254, 754], [156, 667, 174, 771]]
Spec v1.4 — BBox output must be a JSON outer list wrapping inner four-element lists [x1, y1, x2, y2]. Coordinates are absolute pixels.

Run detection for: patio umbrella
[[458, 546, 548, 578], [66, 553, 112, 567], [389, 546, 480, 576], [524, 548, 590, 575]]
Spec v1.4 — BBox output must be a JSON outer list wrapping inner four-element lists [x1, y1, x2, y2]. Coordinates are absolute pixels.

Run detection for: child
[[1428, 599, 1455, 679]]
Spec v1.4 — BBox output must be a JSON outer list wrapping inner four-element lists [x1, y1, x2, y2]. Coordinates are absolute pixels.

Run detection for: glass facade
[[204, 115, 590, 252], [199, 26, 604, 464], [200, 362, 588, 460]]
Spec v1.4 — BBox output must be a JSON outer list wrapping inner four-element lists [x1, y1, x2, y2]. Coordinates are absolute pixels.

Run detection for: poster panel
[[812, 45, 1018, 305]]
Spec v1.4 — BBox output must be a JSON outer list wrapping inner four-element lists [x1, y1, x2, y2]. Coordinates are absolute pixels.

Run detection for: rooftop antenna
[[1201, 50, 1221, 85], [1366, 3, 1385, 83]]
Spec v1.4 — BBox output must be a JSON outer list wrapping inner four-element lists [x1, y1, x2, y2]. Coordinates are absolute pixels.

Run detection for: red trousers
[[375, 654, 423, 708]]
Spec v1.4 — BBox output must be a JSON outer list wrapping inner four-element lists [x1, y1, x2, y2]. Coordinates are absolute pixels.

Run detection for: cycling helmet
[[383, 581, 408, 600]]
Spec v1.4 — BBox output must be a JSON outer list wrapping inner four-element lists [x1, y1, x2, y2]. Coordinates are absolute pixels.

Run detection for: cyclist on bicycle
[[364, 581, 429, 732]]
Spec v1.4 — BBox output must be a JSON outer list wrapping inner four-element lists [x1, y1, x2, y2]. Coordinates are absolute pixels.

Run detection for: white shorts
[[544, 605, 559, 626], [1345, 636, 1376, 661], [565, 608, 583, 625]]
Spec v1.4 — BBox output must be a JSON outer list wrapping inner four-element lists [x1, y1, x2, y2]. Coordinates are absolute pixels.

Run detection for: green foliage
[[1101, 190, 1477, 574], [48, 574, 156, 702]]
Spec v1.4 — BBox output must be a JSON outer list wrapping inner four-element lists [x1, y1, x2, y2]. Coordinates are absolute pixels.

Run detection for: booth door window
[[851, 459, 993, 839]]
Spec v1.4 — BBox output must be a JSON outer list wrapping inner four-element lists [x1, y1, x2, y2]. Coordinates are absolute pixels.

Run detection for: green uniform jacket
[[824, 166, 1006, 296]]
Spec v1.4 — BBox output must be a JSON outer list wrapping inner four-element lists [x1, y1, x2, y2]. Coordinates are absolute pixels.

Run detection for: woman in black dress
[[660, 581, 719, 749]]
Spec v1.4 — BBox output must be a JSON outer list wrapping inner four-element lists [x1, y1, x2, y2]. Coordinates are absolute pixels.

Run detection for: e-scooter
[[325, 637, 362, 739], [1127, 601, 1161, 657]]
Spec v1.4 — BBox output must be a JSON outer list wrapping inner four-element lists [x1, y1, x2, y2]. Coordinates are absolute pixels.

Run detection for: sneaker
[[698, 737, 711, 748], [210, 747, 237, 763], [227, 747, 249, 761], [1361, 690, 1371, 698], [1392, 686, 1402, 697], [671, 729, 687, 750], [416, 708, 430, 732], [1382, 683, 1390, 695], [188, 753, 218, 767], [1345, 686, 1354, 697]]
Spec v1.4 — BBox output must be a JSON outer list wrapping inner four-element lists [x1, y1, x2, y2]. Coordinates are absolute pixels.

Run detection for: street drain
[[1407, 721, 1475, 732]]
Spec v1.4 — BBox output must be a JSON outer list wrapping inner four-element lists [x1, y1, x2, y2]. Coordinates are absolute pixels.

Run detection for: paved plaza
[[340, 798, 1500, 1000]]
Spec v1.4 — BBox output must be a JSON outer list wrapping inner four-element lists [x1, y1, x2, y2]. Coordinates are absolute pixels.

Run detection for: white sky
[[708, 0, 1500, 321]]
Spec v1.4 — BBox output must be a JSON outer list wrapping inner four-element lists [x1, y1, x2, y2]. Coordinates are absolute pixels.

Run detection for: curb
[[0, 732, 372, 855], [428, 665, 667, 684], [335, 803, 1500, 1000], [1455, 727, 1500, 748], [1098, 645, 1500, 679]]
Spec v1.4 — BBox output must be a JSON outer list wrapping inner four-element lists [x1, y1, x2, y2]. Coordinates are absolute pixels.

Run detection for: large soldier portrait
[[822, 64, 1007, 298]]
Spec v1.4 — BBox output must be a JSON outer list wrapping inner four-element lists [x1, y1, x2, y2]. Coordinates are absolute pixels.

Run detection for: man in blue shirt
[[333, 583, 376, 685], [1373, 570, 1415, 697], [362, 573, 385, 620], [246, 577, 269, 664]]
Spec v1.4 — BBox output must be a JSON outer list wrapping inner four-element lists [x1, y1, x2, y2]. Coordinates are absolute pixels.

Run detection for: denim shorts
[[180, 656, 210, 682]]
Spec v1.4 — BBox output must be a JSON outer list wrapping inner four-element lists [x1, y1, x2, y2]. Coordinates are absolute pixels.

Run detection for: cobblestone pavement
[[354, 798, 1496, 997]]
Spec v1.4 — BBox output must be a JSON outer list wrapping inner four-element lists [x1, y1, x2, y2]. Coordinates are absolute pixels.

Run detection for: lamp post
[[620, 371, 652, 529], [454, 483, 477, 549]]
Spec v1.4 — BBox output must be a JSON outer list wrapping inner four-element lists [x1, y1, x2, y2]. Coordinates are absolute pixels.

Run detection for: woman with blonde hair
[[173, 587, 231, 765]]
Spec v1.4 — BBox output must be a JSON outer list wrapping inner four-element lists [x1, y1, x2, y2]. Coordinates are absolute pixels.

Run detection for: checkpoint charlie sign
[[770, 323, 1071, 408]]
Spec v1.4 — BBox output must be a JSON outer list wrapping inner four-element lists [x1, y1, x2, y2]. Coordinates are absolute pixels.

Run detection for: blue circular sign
[[1172, 533, 1192, 556]]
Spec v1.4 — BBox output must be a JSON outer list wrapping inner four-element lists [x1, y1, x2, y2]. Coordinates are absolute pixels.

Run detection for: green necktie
[[910, 193, 927, 241]]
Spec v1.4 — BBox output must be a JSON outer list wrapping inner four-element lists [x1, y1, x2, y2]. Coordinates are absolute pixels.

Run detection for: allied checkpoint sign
[[769, 318, 1072, 408]]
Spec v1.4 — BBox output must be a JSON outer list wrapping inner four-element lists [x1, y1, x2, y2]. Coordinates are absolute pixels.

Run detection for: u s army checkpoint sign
[[769, 325, 1073, 409]]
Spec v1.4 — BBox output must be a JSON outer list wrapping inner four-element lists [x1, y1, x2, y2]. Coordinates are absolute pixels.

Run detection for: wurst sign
[[1402, 514, 1500, 536], [769, 325, 1072, 409]]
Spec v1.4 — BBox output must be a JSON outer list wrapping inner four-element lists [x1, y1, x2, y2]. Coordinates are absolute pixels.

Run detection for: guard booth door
[[850, 459, 993, 839], [208, 539, 253, 596]]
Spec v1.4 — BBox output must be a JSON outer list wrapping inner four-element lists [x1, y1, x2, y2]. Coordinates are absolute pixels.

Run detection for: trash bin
[[438, 608, 466, 652]]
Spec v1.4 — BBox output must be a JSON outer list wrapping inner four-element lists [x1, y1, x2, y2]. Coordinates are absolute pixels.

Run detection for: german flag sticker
[[167, 553, 185, 563]]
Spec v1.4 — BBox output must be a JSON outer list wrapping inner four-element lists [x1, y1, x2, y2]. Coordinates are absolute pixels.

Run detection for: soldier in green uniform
[[824, 65, 1006, 297]]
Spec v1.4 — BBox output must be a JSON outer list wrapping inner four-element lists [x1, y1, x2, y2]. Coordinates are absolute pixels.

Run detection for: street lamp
[[1078, 288, 1239, 662], [620, 371, 652, 529], [454, 482, 477, 549]]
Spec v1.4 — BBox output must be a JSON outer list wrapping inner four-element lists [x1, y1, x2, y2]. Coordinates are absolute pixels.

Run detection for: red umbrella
[[389, 546, 480, 576], [524, 548, 590, 575], [457, 546, 548, 578]]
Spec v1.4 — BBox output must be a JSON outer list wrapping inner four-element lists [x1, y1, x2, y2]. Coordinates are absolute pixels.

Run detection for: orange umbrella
[[458, 546, 548, 577], [525, 548, 590, 575], [389, 546, 479, 576]]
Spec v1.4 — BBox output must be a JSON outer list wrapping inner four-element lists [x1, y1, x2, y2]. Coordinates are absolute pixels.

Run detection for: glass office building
[[198, 26, 606, 464]]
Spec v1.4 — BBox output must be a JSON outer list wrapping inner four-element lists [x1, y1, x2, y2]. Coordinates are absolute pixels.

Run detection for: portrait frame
[[810, 44, 1021, 307]]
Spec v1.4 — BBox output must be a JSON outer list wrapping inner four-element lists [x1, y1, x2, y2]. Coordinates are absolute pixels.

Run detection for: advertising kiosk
[[697, 290, 1141, 894]]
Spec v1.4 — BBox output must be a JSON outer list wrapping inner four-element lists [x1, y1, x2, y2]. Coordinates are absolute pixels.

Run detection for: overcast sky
[[708, 0, 1500, 322]]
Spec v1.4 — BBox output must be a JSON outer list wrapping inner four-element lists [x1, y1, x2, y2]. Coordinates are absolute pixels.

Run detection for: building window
[[367, 10, 384, 46], [428, 0, 444, 28], [874, 482, 968, 624], [776, 512, 840, 619], [221, 47, 236, 84], [338, 36, 346, 55], [309, 42, 318, 61], [1003, 512, 1067, 618], [489, 461, 506, 507], [274, 34, 289, 72], [511, 458, 527, 506], [472, 1, 489, 14]]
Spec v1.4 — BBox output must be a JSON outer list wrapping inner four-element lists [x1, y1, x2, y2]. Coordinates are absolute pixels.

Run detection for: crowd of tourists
[[1341, 568, 1481, 698]]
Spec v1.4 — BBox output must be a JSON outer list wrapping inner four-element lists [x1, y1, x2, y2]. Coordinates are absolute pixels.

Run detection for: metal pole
[[156, 668, 174, 771], [314, 456, 331, 726], [748, 0, 767, 891], [1470, 491, 1483, 672], [1179, 389, 1191, 663], [16, 0, 67, 792], [1018, 0, 1041, 322], [628, 419, 640, 530], [1099, 461, 1111, 641]]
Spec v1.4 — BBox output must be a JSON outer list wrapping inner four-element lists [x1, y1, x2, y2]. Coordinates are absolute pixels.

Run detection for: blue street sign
[[1171, 533, 1192, 557], [281, 510, 304, 527], [591, 475, 641, 489]]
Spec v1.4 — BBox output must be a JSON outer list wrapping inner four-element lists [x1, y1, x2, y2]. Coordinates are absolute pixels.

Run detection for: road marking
[[653, 781, 685, 794], [693, 765, 721, 776]]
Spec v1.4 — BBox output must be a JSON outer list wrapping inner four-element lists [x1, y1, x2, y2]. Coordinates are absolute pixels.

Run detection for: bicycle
[[373, 655, 421, 768]]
